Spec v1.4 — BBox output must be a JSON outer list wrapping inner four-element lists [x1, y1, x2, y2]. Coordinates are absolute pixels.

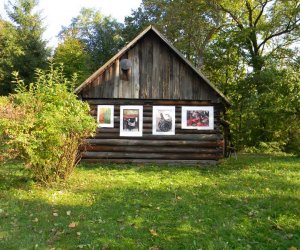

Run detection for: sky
[[0, 0, 142, 48]]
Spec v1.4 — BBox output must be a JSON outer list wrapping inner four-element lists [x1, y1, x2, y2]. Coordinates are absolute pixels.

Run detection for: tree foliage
[[0, 0, 49, 95], [59, 8, 124, 72], [0, 18, 23, 94], [53, 36, 91, 87]]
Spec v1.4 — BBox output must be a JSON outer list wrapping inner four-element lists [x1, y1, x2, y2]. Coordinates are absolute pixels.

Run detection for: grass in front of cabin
[[0, 155, 299, 249]]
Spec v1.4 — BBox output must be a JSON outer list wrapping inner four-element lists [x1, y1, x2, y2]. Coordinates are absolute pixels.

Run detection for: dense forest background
[[0, 0, 299, 154]]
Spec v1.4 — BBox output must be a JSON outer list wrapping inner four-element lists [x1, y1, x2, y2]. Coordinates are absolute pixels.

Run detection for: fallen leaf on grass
[[69, 222, 77, 228], [176, 196, 182, 200], [288, 247, 297, 250], [149, 246, 159, 250], [149, 229, 158, 236], [66, 211, 71, 216], [53, 213, 58, 217]]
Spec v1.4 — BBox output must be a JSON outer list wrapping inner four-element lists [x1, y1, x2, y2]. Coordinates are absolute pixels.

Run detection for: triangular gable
[[75, 25, 230, 106]]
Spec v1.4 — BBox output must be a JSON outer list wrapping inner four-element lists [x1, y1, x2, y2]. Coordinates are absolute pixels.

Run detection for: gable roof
[[75, 25, 230, 106]]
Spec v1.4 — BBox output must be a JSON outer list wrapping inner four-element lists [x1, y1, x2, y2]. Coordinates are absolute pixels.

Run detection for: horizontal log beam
[[94, 129, 219, 135], [81, 159, 218, 165], [85, 99, 219, 106], [86, 139, 223, 147], [82, 152, 221, 160], [89, 134, 221, 141], [85, 145, 221, 153]]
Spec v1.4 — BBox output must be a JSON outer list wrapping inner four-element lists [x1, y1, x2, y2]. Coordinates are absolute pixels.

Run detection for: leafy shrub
[[0, 65, 96, 184], [243, 141, 287, 155], [285, 131, 300, 156]]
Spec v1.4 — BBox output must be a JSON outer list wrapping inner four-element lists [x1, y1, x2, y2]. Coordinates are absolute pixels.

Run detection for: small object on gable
[[120, 59, 132, 81], [120, 59, 132, 71]]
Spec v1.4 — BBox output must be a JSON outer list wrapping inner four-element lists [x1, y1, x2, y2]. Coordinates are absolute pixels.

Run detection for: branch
[[258, 18, 300, 50], [217, 4, 244, 30], [245, 0, 253, 27], [254, 0, 270, 27]]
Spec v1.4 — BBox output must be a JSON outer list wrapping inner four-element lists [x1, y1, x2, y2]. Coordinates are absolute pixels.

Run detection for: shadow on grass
[[78, 154, 300, 176], [0, 155, 299, 249]]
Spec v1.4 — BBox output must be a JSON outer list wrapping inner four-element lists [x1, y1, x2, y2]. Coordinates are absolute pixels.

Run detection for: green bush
[[243, 141, 287, 155], [0, 65, 96, 184], [285, 131, 300, 156]]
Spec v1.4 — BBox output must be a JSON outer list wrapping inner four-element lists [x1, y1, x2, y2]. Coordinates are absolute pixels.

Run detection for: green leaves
[[0, 64, 97, 184], [53, 37, 91, 87], [0, 0, 49, 95], [59, 8, 124, 72]]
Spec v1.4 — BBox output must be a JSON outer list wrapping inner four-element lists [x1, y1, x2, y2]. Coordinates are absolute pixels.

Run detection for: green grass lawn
[[0, 155, 299, 249]]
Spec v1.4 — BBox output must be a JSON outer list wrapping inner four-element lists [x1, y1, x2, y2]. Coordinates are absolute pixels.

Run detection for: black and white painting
[[120, 106, 143, 136], [152, 106, 175, 135]]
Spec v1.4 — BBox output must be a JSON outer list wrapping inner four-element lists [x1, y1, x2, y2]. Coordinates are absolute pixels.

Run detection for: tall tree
[[53, 36, 91, 86], [60, 8, 124, 72], [5, 0, 49, 89], [213, 0, 300, 72], [208, 0, 300, 146], [0, 18, 23, 95]]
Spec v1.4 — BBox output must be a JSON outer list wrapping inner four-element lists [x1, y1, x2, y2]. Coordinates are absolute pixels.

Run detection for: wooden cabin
[[75, 26, 231, 165]]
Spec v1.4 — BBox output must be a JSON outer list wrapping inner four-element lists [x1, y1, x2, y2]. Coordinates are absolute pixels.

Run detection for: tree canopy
[[58, 8, 124, 72], [0, 0, 49, 95]]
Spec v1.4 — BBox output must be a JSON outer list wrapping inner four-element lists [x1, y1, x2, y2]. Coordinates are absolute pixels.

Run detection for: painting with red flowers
[[181, 106, 214, 130]]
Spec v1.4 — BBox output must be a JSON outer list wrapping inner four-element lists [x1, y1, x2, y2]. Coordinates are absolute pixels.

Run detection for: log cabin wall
[[82, 99, 224, 165], [77, 26, 230, 164]]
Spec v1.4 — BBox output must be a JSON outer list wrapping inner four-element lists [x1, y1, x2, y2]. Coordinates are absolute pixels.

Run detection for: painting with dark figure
[[153, 106, 175, 135], [120, 106, 143, 136], [123, 110, 139, 131], [182, 106, 214, 130]]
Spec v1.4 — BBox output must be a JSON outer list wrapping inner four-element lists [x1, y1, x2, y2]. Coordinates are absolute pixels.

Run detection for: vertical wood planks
[[78, 30, 222, 104]]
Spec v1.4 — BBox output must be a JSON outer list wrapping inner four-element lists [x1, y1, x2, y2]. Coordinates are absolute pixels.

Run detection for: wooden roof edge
[[150, 26, 231, 106], [74, 25, 153, 94]]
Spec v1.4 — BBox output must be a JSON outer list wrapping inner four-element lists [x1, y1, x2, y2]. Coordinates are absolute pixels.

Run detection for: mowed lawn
[[0, 155, 299, 249]]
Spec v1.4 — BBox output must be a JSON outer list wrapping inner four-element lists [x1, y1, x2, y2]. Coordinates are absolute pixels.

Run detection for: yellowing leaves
[[288, 247, 297, 250], [68, 222, 78, 228], [149, 229, 158, 236]]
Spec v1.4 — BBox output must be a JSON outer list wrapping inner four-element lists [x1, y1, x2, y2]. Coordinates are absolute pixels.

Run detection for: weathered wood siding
[[79, 30, 220, 103], [82, 99, 224, 165]]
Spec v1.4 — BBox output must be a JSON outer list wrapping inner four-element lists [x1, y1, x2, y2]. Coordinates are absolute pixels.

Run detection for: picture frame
[[97, 105, 114, 128], [181, 106, 214, 130], [120, 105, 143, 137], [152, 106, 175, 135]]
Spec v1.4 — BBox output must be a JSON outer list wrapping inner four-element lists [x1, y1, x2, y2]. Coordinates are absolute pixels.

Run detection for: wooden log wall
[[81, 99, 225, 165]]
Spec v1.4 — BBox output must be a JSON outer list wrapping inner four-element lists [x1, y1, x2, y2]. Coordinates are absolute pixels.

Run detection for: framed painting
[[152, 106, 175, 135], [97, 105, 114, 128], [181, 106, 214, 130], [120, 106, 143, 136]]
